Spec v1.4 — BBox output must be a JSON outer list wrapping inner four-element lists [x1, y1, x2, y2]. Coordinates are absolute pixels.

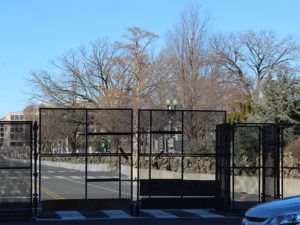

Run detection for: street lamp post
[[166, 99, 177, 154]]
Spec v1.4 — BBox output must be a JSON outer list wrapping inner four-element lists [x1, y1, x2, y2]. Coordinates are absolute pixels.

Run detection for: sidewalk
[[37, 209, 234, 221]]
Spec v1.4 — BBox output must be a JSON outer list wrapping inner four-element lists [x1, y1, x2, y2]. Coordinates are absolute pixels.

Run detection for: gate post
[[33, 121, 39, 218]]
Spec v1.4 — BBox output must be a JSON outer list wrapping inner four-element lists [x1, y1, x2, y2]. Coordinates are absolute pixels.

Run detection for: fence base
[[42, 199, 131, 211]]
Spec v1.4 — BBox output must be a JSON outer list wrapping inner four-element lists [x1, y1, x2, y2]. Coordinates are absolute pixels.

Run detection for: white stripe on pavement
[[103, 210, 132, 218], [142, 210, 178, 218], [70, 176, 82, 179], [54, 176, 66, 179], [56, 211, 85, 220], [184, 209, 224, 218], [0, 196, 30, 199]]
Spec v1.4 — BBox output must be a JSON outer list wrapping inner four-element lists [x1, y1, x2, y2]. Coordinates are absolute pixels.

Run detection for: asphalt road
[[39, 164, 134, 200], [0, 158, 244, 224], [0, 157, 32, 213], [0, 217, 243, 225]]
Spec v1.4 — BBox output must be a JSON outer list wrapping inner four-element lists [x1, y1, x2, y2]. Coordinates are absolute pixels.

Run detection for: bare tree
[[210, 31, 300, 99], [30, 39, 126, 108], [116, 27, 167, 109], [163, 6, 237, 110]]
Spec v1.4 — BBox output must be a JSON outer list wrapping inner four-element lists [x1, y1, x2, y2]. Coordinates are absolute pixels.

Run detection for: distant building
[[0, 117, 4, 146], [3, 112, 28, 147]]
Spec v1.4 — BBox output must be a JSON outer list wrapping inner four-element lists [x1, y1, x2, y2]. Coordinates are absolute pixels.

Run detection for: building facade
[[3, 112, 27, 147]]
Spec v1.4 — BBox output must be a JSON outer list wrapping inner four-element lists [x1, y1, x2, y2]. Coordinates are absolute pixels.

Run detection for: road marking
[[0, 196, 29, 199], [62, 177, 135, 198], [142, 210, 178, 218], [11, 189, 21, 194], [70, 176, 82, 179], [22, 178, 64, 200], [103, 210, 132, 218], [56, 211, 85, 220], [55, 176, 66, 179], [184, 209, 224, 218]]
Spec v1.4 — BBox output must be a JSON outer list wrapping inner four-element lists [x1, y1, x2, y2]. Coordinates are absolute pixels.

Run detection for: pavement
[[0, 158, 243, 225], [39, 166, 133, 200], [37, 208, 236, 221]]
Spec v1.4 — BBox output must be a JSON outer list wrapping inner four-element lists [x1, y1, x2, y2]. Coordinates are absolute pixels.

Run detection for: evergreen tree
[[250, 67, 300, 124]]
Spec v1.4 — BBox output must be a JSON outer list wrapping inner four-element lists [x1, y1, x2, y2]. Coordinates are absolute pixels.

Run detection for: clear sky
[[0, 0, 299, 118]]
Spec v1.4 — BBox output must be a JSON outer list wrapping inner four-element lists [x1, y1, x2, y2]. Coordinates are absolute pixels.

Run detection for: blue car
[[242, 195, 300, 225]]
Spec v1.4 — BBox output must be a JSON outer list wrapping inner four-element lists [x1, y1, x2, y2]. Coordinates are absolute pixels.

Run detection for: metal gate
[[0, 121, 33, 219], [137, 109, 227, 209], [216, 124, 231, 210], [38, 108, 134, 211], [231, 123, 280, 209]]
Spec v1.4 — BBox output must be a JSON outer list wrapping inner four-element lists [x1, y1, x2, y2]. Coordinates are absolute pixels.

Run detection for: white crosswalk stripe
[[184, 209, 224, 218], [142, 210, 178, 218], [56, 211, 85, 220], [55, 176, 66, 179], [103, 210, 132, 218], [36, 209, 233, 221], [70, 176, 82, 179]]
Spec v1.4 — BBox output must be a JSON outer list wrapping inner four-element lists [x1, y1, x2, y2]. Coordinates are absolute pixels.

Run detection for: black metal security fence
[[227, 123, 300, 210], [38, 108, 134, 209], [228, 123, 280, 210], [280, 124, 300, 199], [0, 121, 33, 218], [137, 109, 228, 210]]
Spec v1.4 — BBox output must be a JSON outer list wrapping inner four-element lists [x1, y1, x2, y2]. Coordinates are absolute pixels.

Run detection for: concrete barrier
[[12, 159, 300, 197]]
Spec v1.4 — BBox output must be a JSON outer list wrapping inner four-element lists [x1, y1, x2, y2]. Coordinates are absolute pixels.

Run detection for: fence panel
[[39, 108, 133, 210], [0, 121, 32, 218], [137, 109, 227, 209]]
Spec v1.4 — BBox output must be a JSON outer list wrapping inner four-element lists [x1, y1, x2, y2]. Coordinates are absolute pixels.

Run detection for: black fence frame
[[4, 108, 300, 216], [279, 123, 300, 199], [227, 123, 281, 209], [0, 121, 35, 218], [38, 108, 134, 206], [137, 109, 228, 209]]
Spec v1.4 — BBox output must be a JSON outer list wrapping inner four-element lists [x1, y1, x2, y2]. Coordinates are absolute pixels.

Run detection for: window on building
[[11, 115, 15, 120], [15, 115, 19, 120]]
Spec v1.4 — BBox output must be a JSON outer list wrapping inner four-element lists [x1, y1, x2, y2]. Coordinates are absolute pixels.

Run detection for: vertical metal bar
[[215, 125, 219, 182], [228, 124, 232, 209], [149, 110, 152, 199], [276, 124, 280, 199], [33, 121, 38, 217], [181, 110, 184, 199], [137, 109, 140, 203], [232, 123, 235, 206], [85, 109, 88, 200], [30, 122, 33, 217], [262, 126, 266, 202], [273, 125, 276, 199], [119, 154, 121, 199], [281, 124, 284, 198], [130, 109, 133, 201], [258, 126, 262, 203], [38, 108, 42, 202]]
